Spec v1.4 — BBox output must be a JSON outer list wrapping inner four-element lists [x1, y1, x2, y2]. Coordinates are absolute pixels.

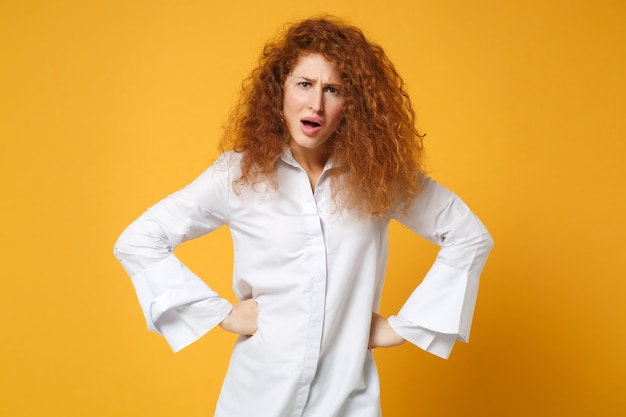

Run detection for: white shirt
[[114, 148, 493, 417]]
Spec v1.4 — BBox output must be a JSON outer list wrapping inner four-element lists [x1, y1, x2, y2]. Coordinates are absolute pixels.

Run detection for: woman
[[114, 17, 493, 417]]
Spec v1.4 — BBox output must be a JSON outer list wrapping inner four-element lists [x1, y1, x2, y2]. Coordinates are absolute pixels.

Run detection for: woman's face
[[282, 53, 344, 157]]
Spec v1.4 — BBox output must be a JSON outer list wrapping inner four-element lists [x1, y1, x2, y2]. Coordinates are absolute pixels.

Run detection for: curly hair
[[220, 16, 425, 216]]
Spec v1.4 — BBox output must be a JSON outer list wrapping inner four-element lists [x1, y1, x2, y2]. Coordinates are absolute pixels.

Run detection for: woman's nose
[[309, 90, 324, 112]]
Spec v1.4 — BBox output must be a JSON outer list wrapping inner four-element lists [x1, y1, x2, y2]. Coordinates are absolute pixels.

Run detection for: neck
[[288, 142, 328, 191], [288, 142, 328, 172]]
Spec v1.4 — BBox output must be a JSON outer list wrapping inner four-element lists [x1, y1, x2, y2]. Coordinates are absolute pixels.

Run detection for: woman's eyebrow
[[297, 76, 342, 86]]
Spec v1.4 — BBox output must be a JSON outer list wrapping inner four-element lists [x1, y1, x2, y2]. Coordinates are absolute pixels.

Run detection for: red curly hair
[[220, 16, 425, 216]]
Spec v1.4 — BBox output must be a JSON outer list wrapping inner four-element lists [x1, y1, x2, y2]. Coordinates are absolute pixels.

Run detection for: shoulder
[[214, 150, 243, 169], [200, 151, 243, 182], [183, 151, 242, 195]]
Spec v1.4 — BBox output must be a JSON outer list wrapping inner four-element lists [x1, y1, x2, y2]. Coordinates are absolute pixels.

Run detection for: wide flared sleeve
[[113, 154, 235, 353], [388, 176, 494, 359]]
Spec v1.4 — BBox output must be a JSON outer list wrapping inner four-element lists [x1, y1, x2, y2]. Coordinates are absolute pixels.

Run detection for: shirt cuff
[[388, 315, 457, 359], [155, 298, 233, 352]]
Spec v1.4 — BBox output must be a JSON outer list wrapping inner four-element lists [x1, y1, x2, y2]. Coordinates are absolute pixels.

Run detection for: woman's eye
[[298, 81, 311, 88], [325, 87, 340, 94]]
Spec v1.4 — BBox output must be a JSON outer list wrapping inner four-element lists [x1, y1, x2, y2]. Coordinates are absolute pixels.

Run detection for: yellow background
[[2, 0, 625, 415]]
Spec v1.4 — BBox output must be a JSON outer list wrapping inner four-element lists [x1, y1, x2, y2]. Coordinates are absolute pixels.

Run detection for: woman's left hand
[[368, 312, 405, 349]]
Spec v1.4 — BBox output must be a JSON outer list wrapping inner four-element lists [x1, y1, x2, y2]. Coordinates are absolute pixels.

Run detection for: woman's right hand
[[219, 298, 259, 336]]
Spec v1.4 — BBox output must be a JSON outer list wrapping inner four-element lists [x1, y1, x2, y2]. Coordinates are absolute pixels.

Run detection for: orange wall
[[1, 1, 625, 416]]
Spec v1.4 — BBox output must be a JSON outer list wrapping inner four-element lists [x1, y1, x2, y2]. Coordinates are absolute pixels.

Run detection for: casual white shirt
[[114, 148, 493, 417]]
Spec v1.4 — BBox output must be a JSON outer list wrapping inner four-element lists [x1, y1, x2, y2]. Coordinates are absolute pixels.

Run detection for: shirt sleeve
[[388, 176, 494, 359], [113, 154, 234, 353]]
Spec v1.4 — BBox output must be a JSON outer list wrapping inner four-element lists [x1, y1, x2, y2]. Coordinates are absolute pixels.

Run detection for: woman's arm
[[387, 176, 494, 358], [113, 154, 235, 352]]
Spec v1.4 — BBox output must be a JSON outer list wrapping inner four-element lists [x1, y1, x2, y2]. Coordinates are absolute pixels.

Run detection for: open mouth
[[301, 120, 322, 128]]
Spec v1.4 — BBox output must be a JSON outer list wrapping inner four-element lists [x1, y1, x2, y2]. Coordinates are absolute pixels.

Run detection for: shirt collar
[[278, 145, 335, 171]]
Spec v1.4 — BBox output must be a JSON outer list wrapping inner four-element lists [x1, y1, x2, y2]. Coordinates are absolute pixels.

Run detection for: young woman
[[114, 17, 493, 417]]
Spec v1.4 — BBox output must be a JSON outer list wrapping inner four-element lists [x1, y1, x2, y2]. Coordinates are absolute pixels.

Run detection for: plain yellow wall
[[1, 0, 625, 416]]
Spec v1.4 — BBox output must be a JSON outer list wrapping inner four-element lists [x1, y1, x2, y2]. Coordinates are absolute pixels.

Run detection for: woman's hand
[[368, 312, 405, 349], [220, 298, 259, 336]]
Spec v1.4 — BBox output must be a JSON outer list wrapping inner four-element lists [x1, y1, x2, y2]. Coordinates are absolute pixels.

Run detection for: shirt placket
[[290, 169, 328, 417]]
